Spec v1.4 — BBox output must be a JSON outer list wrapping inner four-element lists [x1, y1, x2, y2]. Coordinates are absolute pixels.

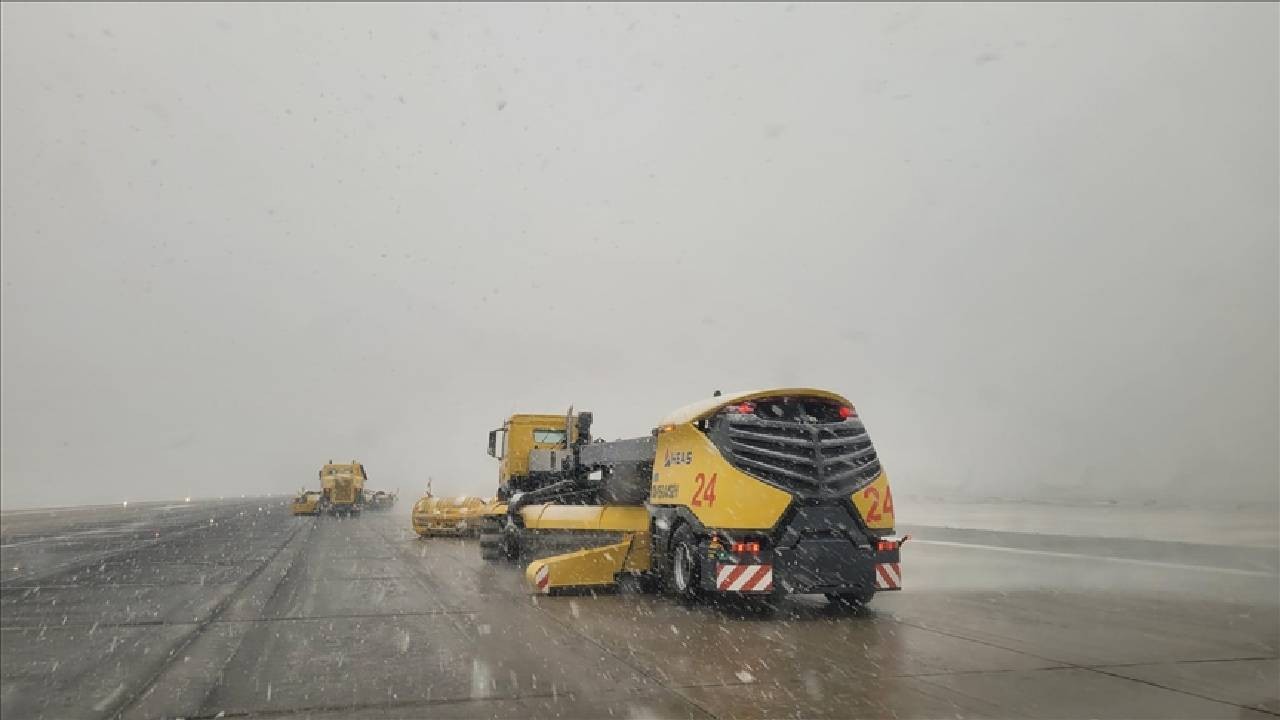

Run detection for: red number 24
[[862, 485, 894, 523], [692, 473, 717, 507]]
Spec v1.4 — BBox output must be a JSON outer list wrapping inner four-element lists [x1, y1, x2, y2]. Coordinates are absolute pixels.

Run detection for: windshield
[[532, 429, 566, 445], [1, 4, 1275, 720]]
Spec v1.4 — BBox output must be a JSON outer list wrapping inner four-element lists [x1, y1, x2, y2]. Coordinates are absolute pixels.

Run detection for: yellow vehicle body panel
[[524, 533, 651, 593], [291, 492, 322, 516], [650, 423, 793, 529], [850, 471, 895, 531], [518, 503, 651, 532], [410, 496, 435, 535], [320, 462, 367, 506], [660, 388, 852, 426], [412, 495, 487, 536], [480, 497, 506, 519], [330, 476, 360, 505], [498, 414, 578, 486]]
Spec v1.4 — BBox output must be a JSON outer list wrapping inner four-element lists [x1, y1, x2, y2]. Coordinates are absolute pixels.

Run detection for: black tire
[[668, 525, 702, 600], [499, 527, 521, 561], [616, 573, 650, 595], [479, 532, 502, 562]]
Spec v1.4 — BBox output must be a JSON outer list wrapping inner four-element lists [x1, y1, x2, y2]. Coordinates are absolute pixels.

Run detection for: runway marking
[[1089, 655, 1279, 669], [0, 609, 482, 632], [92, 682, 128, 712], [913, 539, 1279, 577], [1, 528, 140, 548], [163, 687, 683, 720]]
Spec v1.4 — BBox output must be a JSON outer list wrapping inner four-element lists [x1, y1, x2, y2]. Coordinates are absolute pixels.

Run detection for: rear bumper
[[698, 540, 901, 595], [695, 504, 904, 596], [774, 535, 879, 594]]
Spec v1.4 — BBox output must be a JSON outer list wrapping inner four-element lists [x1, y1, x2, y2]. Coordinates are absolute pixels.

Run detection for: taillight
[[839, 406, 856, 419], [729, 402, 756, 415], [876, 539, 898, 552], [731, 541, 761, 554]]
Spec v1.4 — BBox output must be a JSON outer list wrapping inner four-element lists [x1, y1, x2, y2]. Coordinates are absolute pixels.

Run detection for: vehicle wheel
[[500, 527, 522, 561], [668, 525, 702, 600], [616, 573, 650, 595], [479, 532, 502, 562]]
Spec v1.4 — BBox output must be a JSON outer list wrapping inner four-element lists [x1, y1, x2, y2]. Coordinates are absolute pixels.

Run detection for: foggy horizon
[[2, 2, 1277, 510]]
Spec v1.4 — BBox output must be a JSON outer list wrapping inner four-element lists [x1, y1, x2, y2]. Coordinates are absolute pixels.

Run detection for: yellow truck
[[290, 490, 324, 516], [486, 413, 582, 495], [476, 412, 585, 552], [411, 495, 489, 537], [479, 389, 904, 606], [320, 460, 367, 517]]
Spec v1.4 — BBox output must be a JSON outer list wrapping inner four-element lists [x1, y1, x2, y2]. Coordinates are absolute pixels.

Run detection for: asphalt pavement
[[2, 498, 1277, 719]]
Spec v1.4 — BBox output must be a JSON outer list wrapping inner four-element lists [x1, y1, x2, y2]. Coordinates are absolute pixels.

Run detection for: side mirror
[[487, 430, 497, 457]]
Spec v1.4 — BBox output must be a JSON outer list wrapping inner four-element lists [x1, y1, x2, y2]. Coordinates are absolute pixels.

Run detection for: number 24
[[862, 485, 894, 522], [692, 473, 717, 507]]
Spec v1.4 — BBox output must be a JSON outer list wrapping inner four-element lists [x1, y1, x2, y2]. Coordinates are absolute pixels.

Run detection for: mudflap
[[873, 536, 905, 591], [772, 505, 879, 597]]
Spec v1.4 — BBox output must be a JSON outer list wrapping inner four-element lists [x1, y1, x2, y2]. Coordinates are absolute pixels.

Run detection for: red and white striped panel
[[534, 564, 550, 593], [715, 564, 773, 593], [874, 562, 901, 590]]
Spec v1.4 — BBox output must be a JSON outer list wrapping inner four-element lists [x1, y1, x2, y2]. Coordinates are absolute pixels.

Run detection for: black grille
[[706, 398, 882, 497]]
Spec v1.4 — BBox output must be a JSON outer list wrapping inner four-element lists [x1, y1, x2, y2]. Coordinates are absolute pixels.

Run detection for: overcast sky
[[2, 3, 1276, 510]]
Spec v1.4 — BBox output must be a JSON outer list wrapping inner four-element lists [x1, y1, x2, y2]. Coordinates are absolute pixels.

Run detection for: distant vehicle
[[412, 494, 489, 537], [365, 490, 398, 511], [320, 460, 367, 516], [290, 490, 324, 516]]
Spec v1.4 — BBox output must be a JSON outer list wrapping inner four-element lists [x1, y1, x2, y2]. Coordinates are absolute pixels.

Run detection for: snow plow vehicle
[[320, 460, 367, 516], [412, 494, 489, 537], [366, 490, 398, 511], [290, 490, 324, 516], [479, 389, 904, 605]]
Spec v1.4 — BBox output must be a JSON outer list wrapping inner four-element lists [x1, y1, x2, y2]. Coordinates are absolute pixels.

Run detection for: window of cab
[[532, 429, 565, 444]]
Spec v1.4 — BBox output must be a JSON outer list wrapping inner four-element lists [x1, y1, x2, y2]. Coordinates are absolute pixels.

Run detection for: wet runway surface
[[2, 498, 1277, 718]]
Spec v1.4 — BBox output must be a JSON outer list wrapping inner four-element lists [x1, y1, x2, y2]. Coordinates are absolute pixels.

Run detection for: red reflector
[[839, 406, 855, 419], [731, 542, 761, 554]]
